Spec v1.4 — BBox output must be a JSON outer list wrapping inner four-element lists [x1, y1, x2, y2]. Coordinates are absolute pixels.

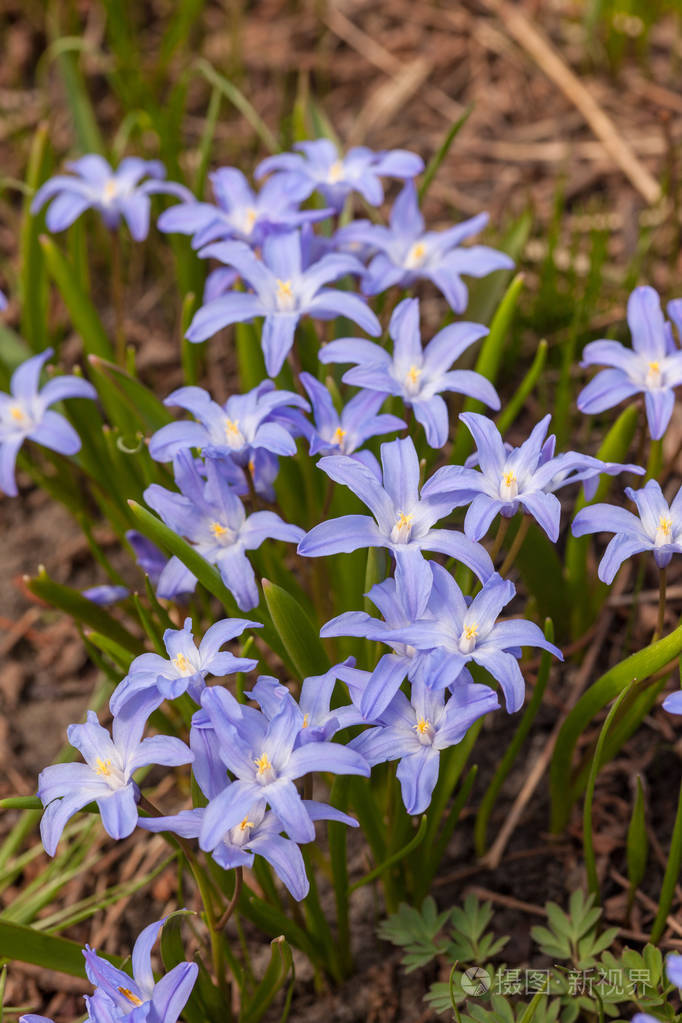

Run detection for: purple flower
[[37, 710, 193, 855], [83, 916, 198, 1023], [320, 297, 498, 447], [158, 166, 329, 248], [321, 556, 438, 719], [82, 585, 130, 605], [434, 412, 643, 542], [350, 680, 499, 814], [126, 530, 168, 586], [578, 286, 682, 440], [298, 435, 494, 582], [572, 479, 682, 583], [256, 138, 423, 211], [144, 452, 303, 609], [339, 181, 513, 310], [291, 371, 404, 460], [31, 155, 191, 240], [0, 348, 96, 497], [141, 793, 356, 901], [0, 290, 7, 311], [382, 567, 563, 713], [110, 616, 260, 716], [195, 683, 369, 846], [185, 230, 380, 377], [148, 380, 307, 467]]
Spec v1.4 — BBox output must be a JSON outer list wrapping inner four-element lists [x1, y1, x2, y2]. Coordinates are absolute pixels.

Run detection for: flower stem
[[646, 437, 663, 480], [489, 516, 510, 564], [499, 516, 530, 577], [110, 230, 126, 366], [655, 566, 668, 640], [215, 867, 242, 930], [650, 776, 682, 943]]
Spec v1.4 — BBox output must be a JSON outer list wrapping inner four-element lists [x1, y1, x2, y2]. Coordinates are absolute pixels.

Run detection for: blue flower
[[382, 566, 563, 713], [82, 585, 130, 605], [321, 556, 438, 719], [320, 297, 499, 447], [83, 916, 198, 1023], [195, 683, 369, 846], [157, 165, 330, 248], [148, 380, 307, 466], [578, 286, 682, 440], [0, 347, 96, 496], [110, 616, 260, 716], [37, 710, 193, 855], [291, 371, 404, 461], [185, 229, 380, 377], [298, 435, 494, 582], [339, 181, 514, 310], [350, 680, 499, 814], [572, 479, 682, 583], [144, 452, 304, 609], [255, 138, 423, 211], [434, 412, 643, 542], [31, 155, 191, 240]]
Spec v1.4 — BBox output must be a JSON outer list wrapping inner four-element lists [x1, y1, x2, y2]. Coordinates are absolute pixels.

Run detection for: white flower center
[[224, 417, 245, 449], [390, 511, 414, 544], [654, 514, 673, 547], [404, 240, 428, 269], [172, 652, 194, 676], [93, 756, 126, 790], [327, 160, 344, 184], [102, 178, 120, 204], [413, 717, 435, 745], [254, 752, 277, 784], [275, 278, 297, 312], [228, 814, 255, 847], [458, 623, 478, 654], [499, 470, 518, 501], [404, 364, 422, 397], [209, 520, 235, 546], [243, 206, 258, 233], [645, 360, 663, 389]]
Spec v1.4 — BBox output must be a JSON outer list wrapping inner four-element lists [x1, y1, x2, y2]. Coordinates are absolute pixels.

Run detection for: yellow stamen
[[254, 752, 272, 776], [239, 815, 254, 831], [95, 757, 112, 777], [406, 365, 421, 386], [503, 471, 516, 487], [210, 521, 227, 537], [103, 179, 118, 201], [411, 243, 426, 261], [276, 279, 293, 299], [415, 717, 430, 735], [245, 207, 257, 230], [10, 406, 24, 421], [649, 360, 660, 373], [463, 624, 478, 640], [248, 458, 255, 475], [302, 713, 310, 728], [328, 160, 344, 183], [173, 653, 190, 673], [332, 427, 347, 445], [396, 512, 413, 530], [225, 418, 241, 437], [659, 515, 672, 537], [118, 988, 143, 1007]]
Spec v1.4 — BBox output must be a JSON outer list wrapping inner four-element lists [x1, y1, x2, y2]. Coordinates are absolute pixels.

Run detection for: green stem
[[583, 685, 634, 901], [655, 566, 667, 641], [646, 436, 663, 480], [499, 516, 531, 576], [215, 867, 242, 931], [650, 777, 682, 943], [489, 516, 510, 565], [110, 230, 126, 366]]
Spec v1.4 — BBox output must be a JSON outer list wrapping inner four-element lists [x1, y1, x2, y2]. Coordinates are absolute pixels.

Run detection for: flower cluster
[[20, 916, 198, 1023]]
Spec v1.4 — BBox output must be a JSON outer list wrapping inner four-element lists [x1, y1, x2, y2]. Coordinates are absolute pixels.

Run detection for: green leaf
[[351, 815, 427, 895], [262, 578, 329, 679], [451, 273, 525, 464], [87, 355, 172, 432], [495, 340, 548, 436], [20, 122, 50, 353], [193, 59, 278, 153], [627, 775, 648, 892], [40, 235, 114, 360], [241, 936, 294, 1023], [0, 919, 116, 977], [25, 565, 143, 655], [419, 105, 473, 200], [550, 619, 682, 832]]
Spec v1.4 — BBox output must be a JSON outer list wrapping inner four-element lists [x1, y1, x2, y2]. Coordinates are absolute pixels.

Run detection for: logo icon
[[461, 966, 491, 996]]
